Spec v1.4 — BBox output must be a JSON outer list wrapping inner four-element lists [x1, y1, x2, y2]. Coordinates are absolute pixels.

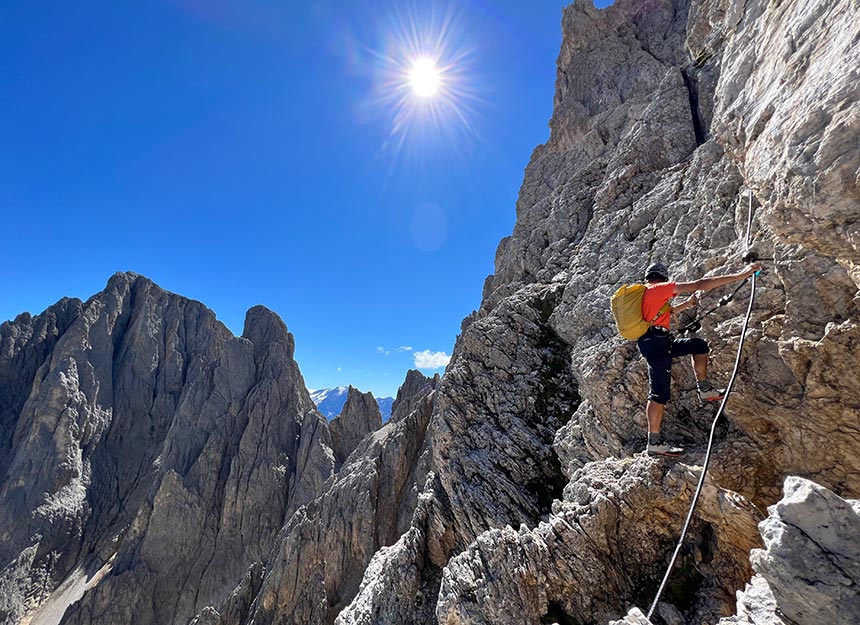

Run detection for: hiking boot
[[698, 387, 725, 403], [646, 440, 685, 456]]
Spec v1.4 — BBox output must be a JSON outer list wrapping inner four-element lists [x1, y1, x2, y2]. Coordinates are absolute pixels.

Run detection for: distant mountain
[[376, 396, 394, 421], [310, 387, 394, 421], [309, 386, 349, 418]]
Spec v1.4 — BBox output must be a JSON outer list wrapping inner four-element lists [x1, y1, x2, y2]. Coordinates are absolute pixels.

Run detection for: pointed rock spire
[[329, 386, 383, 467]]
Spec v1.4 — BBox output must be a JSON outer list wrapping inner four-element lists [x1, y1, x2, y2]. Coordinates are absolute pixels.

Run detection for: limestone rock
[[194, 371, 439, 625], [390, 369, 440, 423], [431, 283, 578, 549], [338, 0, 860, 623], [58, 299, 335, 625], [717, 478, 860, 625], [519, 0, 860, 509], [4, 0, 860, 623], [330, 386, 383, 468], [334, 485, 446, 625], [0, 297, 83, 483], [713, 0, 860, 264], [716, 575, 787, 625], [608, 608, 653, 625], [188, 563, 265, 625], [751, 477, 860, 625], [0, 274, 335, 625], [330, 281, 579, 625], [435, 455, 761, 625]]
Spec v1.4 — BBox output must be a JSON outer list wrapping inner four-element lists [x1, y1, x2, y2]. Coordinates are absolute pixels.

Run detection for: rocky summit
[[1, 0, 859, 624]]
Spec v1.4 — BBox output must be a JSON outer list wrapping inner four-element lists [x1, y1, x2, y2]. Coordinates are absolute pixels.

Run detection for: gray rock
[[717, 575, 788, 625], [751, 477, 860, 625], [608, 608, 653, 625], [0, 274, 336, 625], [713, 0, 860, 264], [716, 478, 860, 625], [335, 483, 445, 625], [338, 0, 860, 623], [4, 0, 860, 623], [194, 370, 439, 625], [390, 369, 439, 423], [434, 455, 761, 625], [330, 386, 383, 468]]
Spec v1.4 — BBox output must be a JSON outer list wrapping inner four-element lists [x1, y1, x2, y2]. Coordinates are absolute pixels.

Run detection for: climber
[[639, 261, 762, 456]]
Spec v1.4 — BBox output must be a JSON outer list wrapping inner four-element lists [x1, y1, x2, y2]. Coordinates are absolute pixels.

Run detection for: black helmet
[[645, 262, 669, 281]]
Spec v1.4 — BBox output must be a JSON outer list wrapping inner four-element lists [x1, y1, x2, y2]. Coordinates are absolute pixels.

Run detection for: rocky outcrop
[[434, 456, 761, 625], [537, 0, 857, 504], [712, 0, 860, 266], [335, 284, 579, 625], [717, 575, 785, 625], [611, 476, 860, 625], [609, 608, 653, 625], [716, 478, 860, 625], [330, 386, 383, 467], [0, 274, 335, 625], [194, 371, 439, 625], [748, 478, 860, 625], [391, 369, 440, 423], [333, 0, 860, 623]]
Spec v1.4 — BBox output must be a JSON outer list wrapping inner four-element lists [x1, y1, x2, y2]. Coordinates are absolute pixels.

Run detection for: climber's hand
[[744, 262, 763, 278]]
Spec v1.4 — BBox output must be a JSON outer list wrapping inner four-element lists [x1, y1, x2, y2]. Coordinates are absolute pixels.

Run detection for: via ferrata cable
[[646, 191, 759, 620]]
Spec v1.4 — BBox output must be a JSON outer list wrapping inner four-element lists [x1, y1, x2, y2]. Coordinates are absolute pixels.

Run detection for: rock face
[[717, 575, 785, 625], [329, 386, 383, 467], [337, 0, 860, 622], [752, 478, 860, 625], [2, 0, 859, 624], [435, 456, 761, 625], [195, 370, 439, 625], [717, 477, 860, 625], [609, 608, 653, 625], [0, 274, 335, 625]]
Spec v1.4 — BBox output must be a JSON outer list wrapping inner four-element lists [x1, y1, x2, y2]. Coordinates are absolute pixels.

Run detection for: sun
[[409, 58, 441, 97], [357, 3, 480, 165]]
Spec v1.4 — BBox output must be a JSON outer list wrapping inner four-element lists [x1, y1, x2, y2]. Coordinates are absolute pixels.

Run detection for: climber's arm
[[673, 263, 761, 295]]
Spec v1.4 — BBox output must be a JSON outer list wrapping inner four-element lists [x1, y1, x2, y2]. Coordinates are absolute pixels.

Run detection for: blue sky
[[1, 0, 613, 398]]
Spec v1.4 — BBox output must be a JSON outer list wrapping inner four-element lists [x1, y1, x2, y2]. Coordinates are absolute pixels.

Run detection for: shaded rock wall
[[330, 386, 383, 468], [195, 371, 438, 625], [0, 274, 335, 625]]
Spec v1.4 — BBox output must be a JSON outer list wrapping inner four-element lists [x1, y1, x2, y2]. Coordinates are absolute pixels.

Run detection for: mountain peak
[[242, 305, 294, 358]]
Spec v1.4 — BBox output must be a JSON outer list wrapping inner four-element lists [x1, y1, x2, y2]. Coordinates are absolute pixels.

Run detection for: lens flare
[[346, 2, 483, 168]]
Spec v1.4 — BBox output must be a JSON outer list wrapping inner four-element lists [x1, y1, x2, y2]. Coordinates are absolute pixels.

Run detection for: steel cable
[[646, 191, 758, 620]]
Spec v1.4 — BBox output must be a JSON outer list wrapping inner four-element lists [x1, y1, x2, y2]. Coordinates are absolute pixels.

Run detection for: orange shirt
[[641, 282, 676, 329]]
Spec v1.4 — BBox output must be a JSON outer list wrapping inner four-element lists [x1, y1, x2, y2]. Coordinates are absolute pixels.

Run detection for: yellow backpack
[[610, 284, 670, 340]]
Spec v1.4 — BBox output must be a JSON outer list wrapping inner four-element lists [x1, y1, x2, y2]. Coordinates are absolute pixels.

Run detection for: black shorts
[[637, 327, 709, 404]]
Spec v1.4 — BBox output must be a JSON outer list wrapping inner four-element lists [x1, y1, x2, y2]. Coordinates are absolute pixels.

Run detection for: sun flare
[[358, 4, 480, 166], [409, 58, 441, 97]]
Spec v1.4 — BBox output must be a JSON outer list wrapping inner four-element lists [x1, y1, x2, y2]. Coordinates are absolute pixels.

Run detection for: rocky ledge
[[613, 477, 860, 625]]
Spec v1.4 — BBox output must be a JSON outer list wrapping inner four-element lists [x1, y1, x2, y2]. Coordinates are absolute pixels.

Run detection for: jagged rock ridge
[[329, 386, 383, 468], [311, 387, 394, 422], [0, 274, 339, 625]]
